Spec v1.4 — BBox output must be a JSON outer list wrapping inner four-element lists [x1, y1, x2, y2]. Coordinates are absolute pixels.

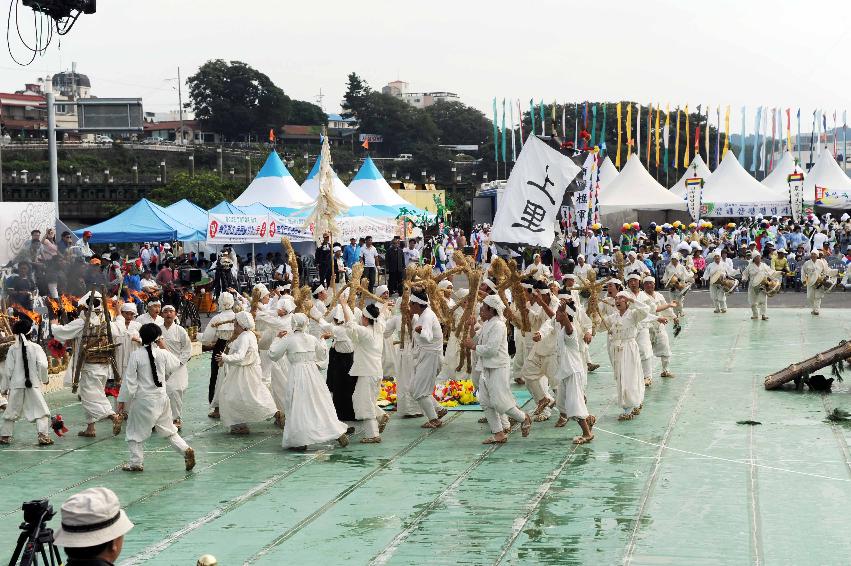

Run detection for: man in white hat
[[573, 254, 592, 284], [702, 251, 735, 313], [560, 273, 597, 372], [159, 305, 192, 429], [802, 250, 830, 316], [742, 250, 774, 320], [136, 299, 163, 326], [408, 290, 447, 428], [54, 487, 134, 564], [200, 292, 236, 418], [308, 285, 330, 339], [641, 276, 676, 379], [662, 255, 691, 318], [625, 251, 650, 277], [623, 273, 654, 386], [51, 293, 123, 438], [114, 302, 142, 377]]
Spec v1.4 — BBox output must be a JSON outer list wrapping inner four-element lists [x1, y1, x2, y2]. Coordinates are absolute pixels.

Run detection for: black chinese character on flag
[[511, 200, 547, 232]]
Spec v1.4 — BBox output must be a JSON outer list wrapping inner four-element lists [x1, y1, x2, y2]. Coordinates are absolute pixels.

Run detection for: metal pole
[[47, 92, 59, 214], [217, 147, 223, 180], [177, 67, 185, 146], [189, 155, 195, 177]]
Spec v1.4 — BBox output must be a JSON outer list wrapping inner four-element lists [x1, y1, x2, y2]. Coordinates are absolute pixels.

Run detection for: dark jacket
[[385, 243, 405, 273]]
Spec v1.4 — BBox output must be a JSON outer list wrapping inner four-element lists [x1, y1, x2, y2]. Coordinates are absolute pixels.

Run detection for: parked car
[[96, 135, 113, 144]]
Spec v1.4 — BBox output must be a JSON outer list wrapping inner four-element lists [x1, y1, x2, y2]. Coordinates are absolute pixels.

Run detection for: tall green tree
[[287, 99, 326, 125], [148, 172, 242, 209], [426, 100, 491, 146], [341, 72, 371, 119]]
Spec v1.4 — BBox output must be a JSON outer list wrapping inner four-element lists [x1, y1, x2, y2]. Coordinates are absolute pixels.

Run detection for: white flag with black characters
[[491, 136, 581, 247]]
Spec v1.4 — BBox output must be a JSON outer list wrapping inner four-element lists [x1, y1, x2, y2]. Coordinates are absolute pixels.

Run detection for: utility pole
[[177, 67, 185, 146], [47, 92, 59, 214]]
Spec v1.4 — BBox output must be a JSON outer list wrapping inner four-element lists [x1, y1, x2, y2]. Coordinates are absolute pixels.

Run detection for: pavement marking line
[[248, 412, 465, 565], [593, 429, 851, 483], [723, 320, 748, 373], [622, 371, 697, 566], [747, 347, 764, 566], [489, 396, 616, 566], [366, 401, 533, 566], [120, 424, 370, 566]]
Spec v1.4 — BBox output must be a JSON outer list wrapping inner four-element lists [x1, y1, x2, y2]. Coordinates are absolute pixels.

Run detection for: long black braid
[[139, 323, 163, 387], [12, 318, 33, 388]]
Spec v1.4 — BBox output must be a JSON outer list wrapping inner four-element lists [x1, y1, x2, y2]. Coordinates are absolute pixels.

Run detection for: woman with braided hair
[[0, 316, 52, 445], [117, 323, 195, 472]]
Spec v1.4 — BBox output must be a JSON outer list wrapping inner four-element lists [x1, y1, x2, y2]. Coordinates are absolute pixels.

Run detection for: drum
[[665, 275, 682, 291], [761, 278, 781, 297], [719, 277, 738, 294]]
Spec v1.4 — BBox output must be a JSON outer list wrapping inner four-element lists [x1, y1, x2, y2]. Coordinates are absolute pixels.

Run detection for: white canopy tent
[[805, 147, 851, 209], [670, 154, 712, 198], [301, 155, 367, 209], [761, 151, 803, 199], [598, 154, 686, 214], [598, 155, 619, 188], [700, 152, 790, 217], [232, 151, 312, 208]]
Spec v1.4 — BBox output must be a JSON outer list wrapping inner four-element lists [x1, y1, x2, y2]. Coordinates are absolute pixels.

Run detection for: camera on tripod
[[9, 499, 62, 566]]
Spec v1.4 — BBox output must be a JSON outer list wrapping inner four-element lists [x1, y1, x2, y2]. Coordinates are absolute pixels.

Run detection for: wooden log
[[764, 340, 851, 390]]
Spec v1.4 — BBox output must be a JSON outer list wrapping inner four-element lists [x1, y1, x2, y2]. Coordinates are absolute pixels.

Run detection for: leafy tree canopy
[[147, 172, 242, 210]]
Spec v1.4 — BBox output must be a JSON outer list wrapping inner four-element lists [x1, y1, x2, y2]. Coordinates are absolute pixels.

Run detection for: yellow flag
[[616, 102, 622, 168], [655, 104, 661, 167], [626, 103, 633, 155], [786, 109, 793, 152], [674, 107, 681, 169], [684, 105, 690, 166], [723, 105, 731, 156]]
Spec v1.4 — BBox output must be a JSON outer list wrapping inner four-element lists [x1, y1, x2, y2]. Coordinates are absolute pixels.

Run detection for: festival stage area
[[1, 309, 850, 565]]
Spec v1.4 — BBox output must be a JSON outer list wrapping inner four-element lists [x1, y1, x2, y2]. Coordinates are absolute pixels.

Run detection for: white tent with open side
[[670, 154, 712, 198], [598, 153, 686, 214], [806, 146, 851, 209], [762, 151, 803, 200], [232, 151, 312, 209], [598, 155, 619, 189], [700, 152, 790, 217]]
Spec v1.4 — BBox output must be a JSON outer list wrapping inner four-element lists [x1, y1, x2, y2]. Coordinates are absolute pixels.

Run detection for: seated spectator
[[6, 262, 37, 309]]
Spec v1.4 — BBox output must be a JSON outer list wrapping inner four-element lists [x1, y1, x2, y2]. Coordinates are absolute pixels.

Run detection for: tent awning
[[76, 198, 204, 243]]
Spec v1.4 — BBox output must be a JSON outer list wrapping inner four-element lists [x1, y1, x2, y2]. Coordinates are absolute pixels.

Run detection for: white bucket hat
[[53, 487, 134, 548]]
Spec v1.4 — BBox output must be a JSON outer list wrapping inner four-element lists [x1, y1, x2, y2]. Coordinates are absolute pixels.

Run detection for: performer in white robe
[[702, 251, 735, 313], [561, 273, 596, 372], [0, 318, 52, 445], [308, 285, 329, 338], [250, 284, 274, 386], [524, 253, 552, 280], [742, 251, 774, 320], [662, 256, 691, 318], [259, 295, 294, 428], [343, 303, 388, 443], [135, 300, 163, 326], [517, 282, 557, 421], [51, 292, 122, 437], [214, 312, 277, 434], [802, 251, 830, 315], [268, 313, 349, 450], [552, 297, 595, 444], [409, 290, 447, 429], [159, 305, 192, 428], [114, 303, 142, 377], [200, 292, 236, 417], [465, 295, 531, 444], [117, 323, 195, 472], [604, 291, 658, 420], [623, 273, 655, 387], [384, 303, 422, 417], [373, 285, 396, 377], [641, 276, 676, 378], [572, 255, 593, 285]]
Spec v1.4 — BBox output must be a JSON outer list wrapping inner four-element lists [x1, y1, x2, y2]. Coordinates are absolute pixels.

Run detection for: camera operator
[[53, 487, 134, 565]]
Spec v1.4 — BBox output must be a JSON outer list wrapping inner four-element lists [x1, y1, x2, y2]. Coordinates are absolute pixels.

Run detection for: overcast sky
[[2, 0, 850, 134]]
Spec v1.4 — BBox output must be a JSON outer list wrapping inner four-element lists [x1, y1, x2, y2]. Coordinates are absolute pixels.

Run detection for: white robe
[[384, 314, 420, 416], [410, 307, 443, 399], [346, 321, 385, 421], [554, 324, 589, 419], [160, 322, 192, 418], [1, 337, 50, 431], [114, 320, 142, 377], [218, 331, 277, 428], [604, 303, 653, 411], [118, 347, 181, 442], [474, 317, 516, 414], [269, 331, 347, 448]]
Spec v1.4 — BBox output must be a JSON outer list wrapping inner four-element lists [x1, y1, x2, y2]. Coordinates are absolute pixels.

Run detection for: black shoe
[[346, 426, 356, 435]]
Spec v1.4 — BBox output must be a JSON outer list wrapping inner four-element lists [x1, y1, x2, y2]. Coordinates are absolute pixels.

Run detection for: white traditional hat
[[218, 292, 234, 310], [253, 283, 270, 298], [481, 278, 498, 293], [643, 276, 655, 284], [292, 312, 309, 331], [616, 290, 632, 300], [312, 285, 326, 297], [454, 288, 469, 301], [278, 295, 296, 314], [53, 487, 134, 548], [410, 291, 428, 306], [120, 302, 136, 313], [607, 278, 623, 287], [374, 284, 389, 297], [751, 250, 761, 259], [625, 273, 641, 282], [77, 291, 102, 307], [482, 294, 505, 317], [161, 304, 176, 312], [437, 280, 453, 290], [235, 311, 255, 331]]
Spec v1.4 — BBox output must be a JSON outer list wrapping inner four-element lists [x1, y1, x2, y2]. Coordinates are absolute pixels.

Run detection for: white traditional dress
[[217, 331, 277, 428], [160, 321, 192, 421], [411, 306, 444, 419], [1, 336, 51, 438], [803, 257, 830, 314], [118, 346, 189, 466], [604, 303, 654, 412], [625, 288, 654, 379], [269, 330, 347, 448], [114, 319, 142, 377], [52, 314, 120, 424], [384, 313, 420, 416], [703, 260, 734, 312], [643, 290, 672, 374], [346, 319, 385, 437], [742, 260, 774, 318], [474, 315, 525, 434], [554, 323, 589, 420], [200, 305, 236, 407], [662, 262, 691, 317]]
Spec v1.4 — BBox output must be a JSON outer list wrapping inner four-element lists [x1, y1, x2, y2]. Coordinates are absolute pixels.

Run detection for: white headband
[[410, 294, 428, 306]]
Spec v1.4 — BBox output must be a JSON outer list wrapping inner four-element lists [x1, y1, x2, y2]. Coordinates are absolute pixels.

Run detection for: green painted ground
[[2, 308, 850, 565]]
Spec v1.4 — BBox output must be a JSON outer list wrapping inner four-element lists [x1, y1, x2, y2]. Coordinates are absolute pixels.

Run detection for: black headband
[[61, 511, 121, 533]]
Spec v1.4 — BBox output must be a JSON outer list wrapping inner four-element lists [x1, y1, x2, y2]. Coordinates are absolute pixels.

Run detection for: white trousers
[[748, 287, 767, 317], [128, 435, 188, 467], [1, 389, 50, 436], [709, 285, 727, 310], [78, 364, 116, 424], [167, 388, 184, 421], [806, 285, 825, 312], [353, 374, 382, 436]]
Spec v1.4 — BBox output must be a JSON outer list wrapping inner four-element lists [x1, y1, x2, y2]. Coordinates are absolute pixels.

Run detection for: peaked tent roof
[[233, 151, 312, 208], [805, 146, 851, 208], [762, 151, 803, 197], [348, 156, 428, 215], [165, 199, 209, 235], [598, 155, 619, 188], [76, 198, 204, 243], [598, 154, 686, 213], [701, 152, 789, 205], [670, 154, 712, 198], [301, 155, 397, 217], [208, 201, 245, 215]]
